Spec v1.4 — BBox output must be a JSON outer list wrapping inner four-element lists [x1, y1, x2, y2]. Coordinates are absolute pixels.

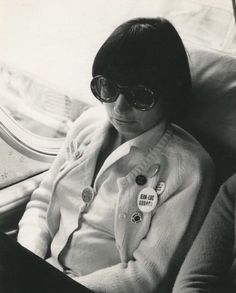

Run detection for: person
[[16, 17, 215, 292], [172, 174, 236, 293]]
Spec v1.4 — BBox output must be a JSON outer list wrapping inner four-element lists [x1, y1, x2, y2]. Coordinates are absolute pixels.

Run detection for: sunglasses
[[90, 75, 158, 111]]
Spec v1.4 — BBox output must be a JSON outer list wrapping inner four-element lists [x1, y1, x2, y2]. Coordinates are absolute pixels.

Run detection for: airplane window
[[0, 64, 89, 139], [0, 101, 63, 189], [0, 63, 90, 193], [0, 137, 50, 189]]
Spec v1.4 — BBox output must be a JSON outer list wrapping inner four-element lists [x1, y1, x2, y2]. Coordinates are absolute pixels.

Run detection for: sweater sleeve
[[172, 174, 236, 293], [71, 153, 215, 293], [17, 109, 91, 258], [17, 143, 67, 258]]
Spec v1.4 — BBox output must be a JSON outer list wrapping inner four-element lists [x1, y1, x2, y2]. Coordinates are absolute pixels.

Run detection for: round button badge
[[147, 164, 160, 178], [81, 186, 95, 203], [135, 175, 147, 186], [137, 187, 158, 213], [156, 181, 166, 195]]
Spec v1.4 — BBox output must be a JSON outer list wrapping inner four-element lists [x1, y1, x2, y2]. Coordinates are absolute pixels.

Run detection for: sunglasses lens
[[91, 76, 157, 110], [91, 77, 117, 102], [130, 87, 156, 110]]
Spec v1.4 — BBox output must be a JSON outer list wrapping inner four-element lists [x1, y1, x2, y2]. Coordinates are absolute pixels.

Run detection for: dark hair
[[92, 17, 192, 122]]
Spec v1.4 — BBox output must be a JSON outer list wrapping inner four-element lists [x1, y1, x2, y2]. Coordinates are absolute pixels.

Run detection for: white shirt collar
[[93, 116, 167, 183], [125, 119, 167, 153]]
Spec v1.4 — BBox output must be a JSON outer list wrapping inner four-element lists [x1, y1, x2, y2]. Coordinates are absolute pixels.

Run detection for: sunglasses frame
[[90, 75, 158, 111]]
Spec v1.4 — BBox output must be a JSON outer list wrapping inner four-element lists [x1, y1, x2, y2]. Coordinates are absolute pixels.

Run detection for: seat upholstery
[[180, 44, 236, 188]]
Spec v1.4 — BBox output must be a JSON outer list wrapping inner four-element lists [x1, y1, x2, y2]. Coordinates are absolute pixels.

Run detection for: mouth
[[113, 117, 134, 124]]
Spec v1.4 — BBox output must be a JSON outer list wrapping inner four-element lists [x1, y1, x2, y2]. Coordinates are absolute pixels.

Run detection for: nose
[[113, 93, 131, 114]]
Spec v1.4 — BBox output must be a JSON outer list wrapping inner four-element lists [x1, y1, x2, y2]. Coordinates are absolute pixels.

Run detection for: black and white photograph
[[0, 1, 236, 292]]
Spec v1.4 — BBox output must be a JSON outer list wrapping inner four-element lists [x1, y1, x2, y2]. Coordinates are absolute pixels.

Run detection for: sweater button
[[81, 186, 95, 203], [131, 211, 143, 224], [74, 150, 82, 160], [119, 213, 127, 220], [121, 180, 127, 186]]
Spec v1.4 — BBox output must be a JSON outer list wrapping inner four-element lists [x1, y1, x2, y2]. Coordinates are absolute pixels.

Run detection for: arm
[[173, 174, 236, 293], [17, 144, 67, 258], [17, 107, 106, 258], [70, 154, 215, 293], [17, 109, 92, 258]]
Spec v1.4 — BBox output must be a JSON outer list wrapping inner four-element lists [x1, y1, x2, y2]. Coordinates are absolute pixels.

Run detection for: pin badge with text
[[137, 187, 158, 213]]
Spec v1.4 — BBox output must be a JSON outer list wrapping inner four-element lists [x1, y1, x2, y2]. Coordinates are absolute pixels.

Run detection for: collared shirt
[[48, 119, 167, 276]]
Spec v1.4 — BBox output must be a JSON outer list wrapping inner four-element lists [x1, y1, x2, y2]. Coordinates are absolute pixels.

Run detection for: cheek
[[104, 104, 113, 116]]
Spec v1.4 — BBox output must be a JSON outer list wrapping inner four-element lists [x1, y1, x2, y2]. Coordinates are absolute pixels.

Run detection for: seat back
[[179, 44, 236, 188]]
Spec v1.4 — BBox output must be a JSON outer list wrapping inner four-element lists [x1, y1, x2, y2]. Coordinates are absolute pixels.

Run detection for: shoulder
[[67, 106, 108, 140], [160, 124, 214, 185], [166, 124, 214, 168]]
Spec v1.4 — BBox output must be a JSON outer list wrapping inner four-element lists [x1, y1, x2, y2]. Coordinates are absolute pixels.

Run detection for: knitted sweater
[[18, 107, 214, 293]]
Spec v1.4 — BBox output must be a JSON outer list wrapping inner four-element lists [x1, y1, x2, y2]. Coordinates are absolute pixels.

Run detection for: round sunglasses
[[90, 75, 158, 111]]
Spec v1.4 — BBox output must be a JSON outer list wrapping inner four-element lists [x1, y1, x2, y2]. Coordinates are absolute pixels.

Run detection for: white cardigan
[[18, 107, 215, 293]]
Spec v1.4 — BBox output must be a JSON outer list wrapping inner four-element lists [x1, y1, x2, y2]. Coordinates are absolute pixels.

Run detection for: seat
[[179, 44, 236, 189]]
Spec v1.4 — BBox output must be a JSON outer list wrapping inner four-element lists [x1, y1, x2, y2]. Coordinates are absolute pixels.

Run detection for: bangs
[[92, 24, 162, 88], [91, 17, 192, 121]]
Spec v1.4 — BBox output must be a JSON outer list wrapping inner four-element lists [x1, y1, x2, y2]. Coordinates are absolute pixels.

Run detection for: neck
[[118, 117, 167, 144], [118, 133, 133, 144]]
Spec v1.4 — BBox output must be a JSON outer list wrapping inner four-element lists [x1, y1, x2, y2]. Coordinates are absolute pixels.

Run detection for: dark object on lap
[[0, 232, 92, 293]]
